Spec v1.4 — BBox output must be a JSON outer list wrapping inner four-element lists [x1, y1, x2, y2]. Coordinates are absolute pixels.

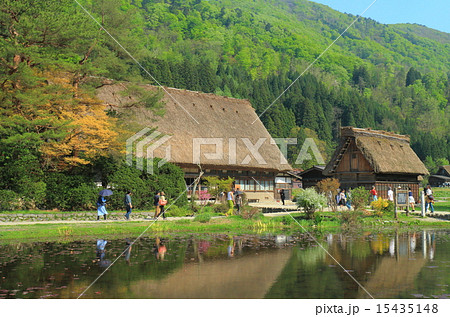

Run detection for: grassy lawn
[[434, 201, 450, 212], [432, 187, 450, 212], [0, 216, 289, 243], [0, 209, 448, 244], [1, 188, 449, 244], [432, 187, 450, 199]]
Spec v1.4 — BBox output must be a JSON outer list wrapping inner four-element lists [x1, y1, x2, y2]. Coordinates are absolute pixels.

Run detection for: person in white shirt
[[425, 185, 434, 213], [387, 187, 394, 201]]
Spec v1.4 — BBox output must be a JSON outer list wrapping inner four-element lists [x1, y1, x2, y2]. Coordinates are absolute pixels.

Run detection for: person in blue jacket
[[97, 195, 108, 220]]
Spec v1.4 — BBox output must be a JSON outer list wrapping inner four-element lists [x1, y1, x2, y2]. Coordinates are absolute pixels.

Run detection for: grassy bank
[[433, 187, 450, 212], [0, 210, 448, 244]]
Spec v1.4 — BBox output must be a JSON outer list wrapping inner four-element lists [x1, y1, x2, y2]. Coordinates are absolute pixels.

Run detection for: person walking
[[124, 190, 132, 220], [408, 187, 416, 211], [425, 185, 434, 213], [159, 191, 167, 219], [226, 188, 234, 216], [235, 194, 242, 214], [153, 191, 160, 218], [370, 186, 378, 202], [279, 189, 286, 205], [387, 187, 394, 202], [96, 195, 108, 220]]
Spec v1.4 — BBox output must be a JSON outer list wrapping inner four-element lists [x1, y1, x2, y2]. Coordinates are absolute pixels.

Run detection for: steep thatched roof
[[96, 82, 291, 172], [439, 165, 450, 176], [324, 127, 428, 175]]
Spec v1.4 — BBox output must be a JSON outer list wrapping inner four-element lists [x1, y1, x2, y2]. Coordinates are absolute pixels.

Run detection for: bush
[[291, 188, 303, 202], [371, 198, 394, 216], [240, 206, 260, 219], [14, 180, 47, 210], [194, 213, 213, 223], [107, 159, 188, 210], [350, 187, 370, 211], [295, 188, 327, 219], [45, 172, 97, 211], [314, 213, 324, 226], [213, 203, 228, 214], [0, 190, 21, 211], [165, 205, 191, 217], [339, 210, 362, 228], [198, 206, 214, 214], [281, 215, 293, 225]]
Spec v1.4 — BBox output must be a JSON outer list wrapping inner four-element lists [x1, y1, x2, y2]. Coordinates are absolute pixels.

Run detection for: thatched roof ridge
[[341, 126, 410, 142], [96, 82, 291, 172], [325, 127, 428, 175]]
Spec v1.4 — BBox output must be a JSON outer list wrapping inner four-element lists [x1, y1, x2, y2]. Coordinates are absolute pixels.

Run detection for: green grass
[[0, 207, 449, 244], [432, 187, 450, 199], [434, 201, 450, 212], [0, 217, 289, 243], [431, 187, 450, 212]]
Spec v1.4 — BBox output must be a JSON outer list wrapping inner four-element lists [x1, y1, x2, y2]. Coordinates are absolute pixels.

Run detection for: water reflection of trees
[[0, 231, 447, 299], [0, 234, 293, 298]]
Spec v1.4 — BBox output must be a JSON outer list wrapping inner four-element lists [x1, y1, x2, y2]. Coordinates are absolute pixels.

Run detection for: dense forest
[[0, 0, 449, 209]]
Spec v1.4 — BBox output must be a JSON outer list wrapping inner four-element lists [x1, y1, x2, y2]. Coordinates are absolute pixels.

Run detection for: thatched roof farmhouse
[[96, 82, 292, 201], [324, 127, 428, 200]]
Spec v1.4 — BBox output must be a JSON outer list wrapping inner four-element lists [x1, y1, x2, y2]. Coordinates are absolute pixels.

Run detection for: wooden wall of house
[[336, 140, 373, 173], [374, 182, 421, 202], [330, 138, 423, 202]]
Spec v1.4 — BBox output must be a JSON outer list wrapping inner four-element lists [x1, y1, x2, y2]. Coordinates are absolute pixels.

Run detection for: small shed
[[297, 165, 328, 189], [324, 127, 429, 201], [429, 165, 450, 187]]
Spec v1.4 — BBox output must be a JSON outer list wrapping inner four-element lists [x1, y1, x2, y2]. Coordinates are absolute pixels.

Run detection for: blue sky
[[309, 0, 450, 33]]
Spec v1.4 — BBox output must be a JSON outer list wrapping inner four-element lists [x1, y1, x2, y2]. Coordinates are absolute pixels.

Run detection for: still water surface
[[0, 230, 449, 299]]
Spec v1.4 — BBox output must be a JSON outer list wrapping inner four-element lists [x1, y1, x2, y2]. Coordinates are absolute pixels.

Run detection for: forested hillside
[[1, 0, 449, 208]]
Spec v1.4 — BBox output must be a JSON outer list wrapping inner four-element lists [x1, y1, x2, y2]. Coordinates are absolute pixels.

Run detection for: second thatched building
[[324, 127, 429, 201]]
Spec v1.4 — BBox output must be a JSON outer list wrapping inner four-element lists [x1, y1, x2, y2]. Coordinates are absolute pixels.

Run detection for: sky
[[309, 0, 450, 34]]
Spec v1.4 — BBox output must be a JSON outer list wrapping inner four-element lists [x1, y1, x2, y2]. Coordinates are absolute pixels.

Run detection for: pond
[[0, 230, 449, 299]]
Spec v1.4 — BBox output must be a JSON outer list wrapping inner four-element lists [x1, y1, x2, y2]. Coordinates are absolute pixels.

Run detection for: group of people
[[336, 189, 351, 210], [369, 185, 396, 203], [96, 190, 168, 221], [153, 191, 167, 219], [369, 185, 435, 213], [225, 188, 243, 216]]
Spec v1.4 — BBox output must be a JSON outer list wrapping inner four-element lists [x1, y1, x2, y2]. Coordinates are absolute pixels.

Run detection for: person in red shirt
[[370, 185, 378, 201]]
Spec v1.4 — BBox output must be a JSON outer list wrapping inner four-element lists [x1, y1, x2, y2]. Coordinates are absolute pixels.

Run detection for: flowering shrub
[[198, 190, 211, 205], [370, 198, 394, 216], [295, 188, 327, 219]]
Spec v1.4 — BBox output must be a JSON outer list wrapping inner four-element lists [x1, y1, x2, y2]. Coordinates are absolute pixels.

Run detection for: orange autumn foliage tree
[[38, 73, 120, 169]]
